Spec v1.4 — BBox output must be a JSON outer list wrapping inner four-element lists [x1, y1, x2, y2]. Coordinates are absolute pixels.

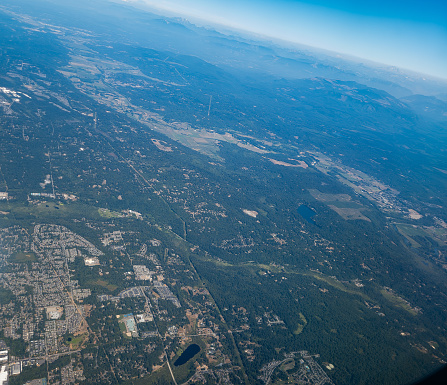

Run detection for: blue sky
[[128, 0, 447, 79]]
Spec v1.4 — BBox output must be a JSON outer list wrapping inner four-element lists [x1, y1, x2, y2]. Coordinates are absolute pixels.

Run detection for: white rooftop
[[0, 365, 8, 385]]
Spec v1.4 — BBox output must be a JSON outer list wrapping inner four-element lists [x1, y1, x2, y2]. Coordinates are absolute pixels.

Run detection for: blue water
[[174, 344, 200, 366], [297, 205, 316, 225]]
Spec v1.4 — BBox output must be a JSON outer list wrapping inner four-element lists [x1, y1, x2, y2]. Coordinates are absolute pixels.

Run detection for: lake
[[297, 205, 316, 225], [174, 344, 201, 366]]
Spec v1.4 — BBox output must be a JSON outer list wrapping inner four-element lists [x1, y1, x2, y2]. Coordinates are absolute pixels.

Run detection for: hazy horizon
[[118, 0, 447, 80]]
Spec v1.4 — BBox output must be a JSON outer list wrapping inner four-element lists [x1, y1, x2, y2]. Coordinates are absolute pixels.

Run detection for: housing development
[[0, 1, 446, 385]]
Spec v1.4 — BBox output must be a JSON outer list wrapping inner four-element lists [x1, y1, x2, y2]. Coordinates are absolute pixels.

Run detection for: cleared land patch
[[293, 312, 308, 335], [88, 279, 118, 292], [98, 208, 123, 218], [11, 251, 37, 263], [242, 209, 258, 218], [308, 189, 352, 202], [151, 138, 173, 152], [309, 188, 370, 221], [328, 205, 371, 221], [380, 287, 420, 316], [1, 201, 102, 221], [394, 223, 447, 247], [268, 158, 307, 168], [65, 333, 88, 349]]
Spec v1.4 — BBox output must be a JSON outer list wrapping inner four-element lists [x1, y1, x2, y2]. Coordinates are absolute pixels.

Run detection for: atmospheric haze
[[123, 0, 447, 79]]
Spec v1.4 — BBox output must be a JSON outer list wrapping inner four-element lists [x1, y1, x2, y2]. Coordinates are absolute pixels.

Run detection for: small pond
[[297, 205, 316, 225], [174, 344, 201, 367]]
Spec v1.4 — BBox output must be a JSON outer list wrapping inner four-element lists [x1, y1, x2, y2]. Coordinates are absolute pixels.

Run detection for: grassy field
[[118, 321, 126, 332], [98, 208, 123, 218], [65, 333, 88, 349], [380, 288, 418, 316], [305, 272, 371, 301], [293, 312, 308, 335], [87, 279, 118, 292], [396, 224, 427, 237], [123, 364, 175, 385], [0, 201, 103, 221], [11, 251, 37, 263], [395, 224, 425, 248]]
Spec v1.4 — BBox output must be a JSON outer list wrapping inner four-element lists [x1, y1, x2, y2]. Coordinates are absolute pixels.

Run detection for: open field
[[328, 205, 371, 221], [11, 251, 37, 263], [98, 208, 123, 218], [87, 279, 118, 292], [309, 189, 352, 202], [0, 201, 103, 221], [309, 188, 370, 221], [380, 288, 419, 316], [395, 223, 447, 247]]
